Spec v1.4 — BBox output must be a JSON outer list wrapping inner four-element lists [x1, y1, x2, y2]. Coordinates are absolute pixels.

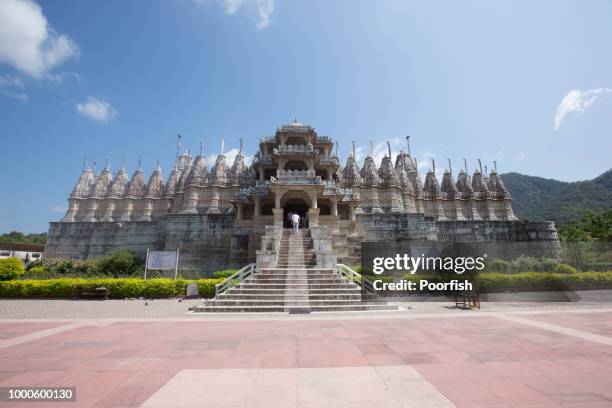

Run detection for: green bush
[[554, 264, 578, 274], [214, 269, 238, 279], [93, 250, 143, 277], [476, 272, 612, 291], [488, 259, 510, 272], [0, 257, 25, 280], [0, 277, 225, 299], [26, 265, 47, 278]]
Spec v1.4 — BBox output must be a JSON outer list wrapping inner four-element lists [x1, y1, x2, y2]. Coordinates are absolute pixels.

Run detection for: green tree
[[0, 257, 26, 280]]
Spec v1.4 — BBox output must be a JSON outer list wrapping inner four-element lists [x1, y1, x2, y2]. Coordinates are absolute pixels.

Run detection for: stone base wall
[[46, 212, 561, 274]]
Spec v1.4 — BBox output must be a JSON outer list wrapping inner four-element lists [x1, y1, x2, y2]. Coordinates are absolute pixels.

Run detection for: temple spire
[[137, 156, 142, 171], [352, 140, 356, 159], [463, 158, 468, 173], [431, 158, 435, 173], [447, 158, 452, 174], [176, 134, 181, 158], [104, 157, 110, 171], [386, 141, 392, 158], [121, 157, 126, 172], [478, 159, 483, 173], [493, 160, 498, 172], [239, 138, 243, 156], [82, 157, 88, 171], [200, 138, 204, 156]]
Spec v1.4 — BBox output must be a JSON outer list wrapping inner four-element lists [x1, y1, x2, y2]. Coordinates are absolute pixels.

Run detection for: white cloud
[[47, 205, 67, 213], [554, 88, 612, 130], [194, 0, 275, 29], [0, 0, 78, 79], [210, 148, 254, 167], [0, 74, 27, 100], [515, 152, 528, 161], [75, 97, 117, 123]]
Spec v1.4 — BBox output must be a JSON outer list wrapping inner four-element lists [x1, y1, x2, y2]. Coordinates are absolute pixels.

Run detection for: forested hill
[[501, 170, 612, 225]]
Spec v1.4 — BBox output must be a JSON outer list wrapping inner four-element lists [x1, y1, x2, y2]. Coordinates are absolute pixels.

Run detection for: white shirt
[[291, 214, 300, 224]]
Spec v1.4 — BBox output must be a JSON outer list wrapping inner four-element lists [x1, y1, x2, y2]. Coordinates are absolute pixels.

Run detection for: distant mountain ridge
[[500, 169, 612, 225]]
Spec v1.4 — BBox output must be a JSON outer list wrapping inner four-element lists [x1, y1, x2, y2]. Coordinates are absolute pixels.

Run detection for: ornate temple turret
[[181, 141, 208, 214], [91, 159, 113, 198], [488, 163, 518, 220], [230, 139, 249, 186], [139, 161, 164, 221], [423, 160, 446, 220], [118, 159, 144, 222], [208, 147, 229, 214], [441, 161, 466, 220], [101, 162, 128, 222], [82, 159, 113, 222], [173, 152, 192, 213], [62, 160, 94, 222], [342, 142, 362, 186]]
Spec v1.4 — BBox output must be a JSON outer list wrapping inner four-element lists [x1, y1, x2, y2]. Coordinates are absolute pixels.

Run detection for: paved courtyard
[[1, 299, 612, 407]]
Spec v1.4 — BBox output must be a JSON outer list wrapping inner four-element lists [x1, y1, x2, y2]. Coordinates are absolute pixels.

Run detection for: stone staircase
[[193, 229, 398, 313]]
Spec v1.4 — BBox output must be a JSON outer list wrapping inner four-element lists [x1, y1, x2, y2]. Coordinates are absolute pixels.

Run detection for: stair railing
[[337, 263, 376, 294], [215, 263, 255, 296]]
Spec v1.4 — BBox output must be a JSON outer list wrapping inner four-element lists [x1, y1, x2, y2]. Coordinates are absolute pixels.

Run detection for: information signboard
[[146, 251, 178, 270]]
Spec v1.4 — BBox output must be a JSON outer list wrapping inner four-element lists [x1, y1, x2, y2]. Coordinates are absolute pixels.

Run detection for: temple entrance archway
[[280, 191, 312, 228]]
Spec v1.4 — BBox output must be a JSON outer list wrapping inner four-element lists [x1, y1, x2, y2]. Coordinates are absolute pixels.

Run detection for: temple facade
[[46, 120, 559, 272]]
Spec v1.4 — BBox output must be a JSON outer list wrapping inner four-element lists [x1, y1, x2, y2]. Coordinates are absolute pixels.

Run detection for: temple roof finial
[[463, 158, 468, 173], [156, 156, 161, 171], [478, 158, 483, 173], [176, 134, 181, 158], [493, 160, 498, 172], [220, 138, 224, 156], [92, 161, 97, 175], [239, 138, 243, 156], [369, 141, 373, 157], [334, 141, 339, 157], [104, 156, 110, 171], [431, 158, 435, 173], [406, 136, 411, 156], [200, 138, 204, 156], [82, 156, 88, 171], [386, 141, 392, 158], [137, 156, 142, 171], [447, 158, 452, 174], [352, 141, 356, 159]]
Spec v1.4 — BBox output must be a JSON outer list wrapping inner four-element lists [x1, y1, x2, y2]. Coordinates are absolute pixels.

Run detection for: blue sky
[[0, 0, 611, 233]]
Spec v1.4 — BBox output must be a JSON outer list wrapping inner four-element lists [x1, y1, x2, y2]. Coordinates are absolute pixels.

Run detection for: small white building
[[0, 243, 44, 264]]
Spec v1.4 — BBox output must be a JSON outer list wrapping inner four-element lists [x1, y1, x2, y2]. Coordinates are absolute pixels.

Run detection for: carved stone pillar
[[236, 203, 243, 220], [370, 187, 383, 214], [101, 199, 116, 222], [330, 198, 338, 216], [471, 200, 482, 221], [181, 187, 198, 214], [207, 189, 220, 214], [253, 197, 262, 216], [139, 199, 153, 221], [62, 199, 79, 222], [119, 199, 134, 222], [83, 200, 98, 222], [454, 199, 467, 221], [486, 199, 497, 220], [308, 207, 320, 226], [272, 208, 283, 226]]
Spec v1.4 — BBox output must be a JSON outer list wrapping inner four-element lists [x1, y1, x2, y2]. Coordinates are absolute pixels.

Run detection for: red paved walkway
[[1, 312, 611, 407]]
